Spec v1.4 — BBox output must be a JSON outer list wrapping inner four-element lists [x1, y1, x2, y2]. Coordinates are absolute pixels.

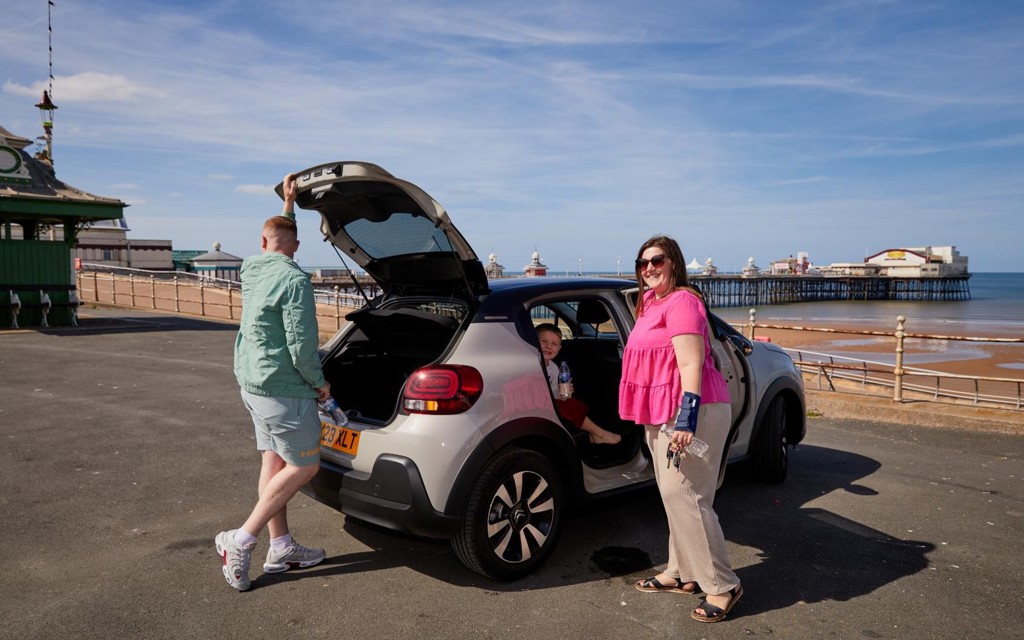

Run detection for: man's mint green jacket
[[233, 251, 326, 398]]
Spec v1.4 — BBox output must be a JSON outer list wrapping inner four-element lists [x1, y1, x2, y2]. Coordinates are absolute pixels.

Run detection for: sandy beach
[[740, 321, 1023, 381]]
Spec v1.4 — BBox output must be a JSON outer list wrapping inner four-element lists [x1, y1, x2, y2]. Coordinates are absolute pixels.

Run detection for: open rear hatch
[[276, 161, 488, 302]]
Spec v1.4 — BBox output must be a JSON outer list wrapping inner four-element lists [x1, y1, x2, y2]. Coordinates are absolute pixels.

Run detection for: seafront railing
[[69, 264, 1021, 412], [739, 310, 1024, 411], [74, 264, 363, 333]]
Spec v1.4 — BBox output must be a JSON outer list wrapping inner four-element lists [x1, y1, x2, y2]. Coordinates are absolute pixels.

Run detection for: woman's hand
[[671, 428, 694, 447]]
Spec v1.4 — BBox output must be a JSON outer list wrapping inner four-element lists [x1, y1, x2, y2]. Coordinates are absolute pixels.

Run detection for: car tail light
[[402, 365, 483, 415]]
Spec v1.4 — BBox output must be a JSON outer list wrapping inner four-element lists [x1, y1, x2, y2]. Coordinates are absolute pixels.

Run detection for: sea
[[709, 272, 1024, 338], [708, 272, 1024, 370]]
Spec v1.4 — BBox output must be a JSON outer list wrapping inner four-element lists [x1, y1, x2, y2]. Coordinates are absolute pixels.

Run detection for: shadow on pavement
[[20, 313, 239, 337], [333, 444, 935, 605]]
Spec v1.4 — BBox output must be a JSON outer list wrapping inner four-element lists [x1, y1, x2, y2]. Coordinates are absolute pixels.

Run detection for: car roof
[[475, 276, 635, 318]]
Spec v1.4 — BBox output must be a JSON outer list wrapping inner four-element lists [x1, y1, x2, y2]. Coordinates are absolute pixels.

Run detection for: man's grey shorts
[[240, 389, 321, 467]]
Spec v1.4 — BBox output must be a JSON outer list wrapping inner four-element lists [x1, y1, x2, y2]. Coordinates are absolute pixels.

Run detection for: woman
[[619, 235, 742, 623]]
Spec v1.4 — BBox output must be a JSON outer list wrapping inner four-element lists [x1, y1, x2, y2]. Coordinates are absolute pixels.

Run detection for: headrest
[[576, 299, 610, 325]]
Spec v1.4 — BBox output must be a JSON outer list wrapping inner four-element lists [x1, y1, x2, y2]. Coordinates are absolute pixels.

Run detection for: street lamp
[[34, 90, 58, 166]]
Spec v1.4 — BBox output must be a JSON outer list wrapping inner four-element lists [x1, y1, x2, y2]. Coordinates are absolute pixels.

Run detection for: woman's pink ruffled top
[[619, 288, 730, 425]]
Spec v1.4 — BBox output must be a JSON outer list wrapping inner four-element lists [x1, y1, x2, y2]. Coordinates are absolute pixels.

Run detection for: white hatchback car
[[282, 162, 806, 580]]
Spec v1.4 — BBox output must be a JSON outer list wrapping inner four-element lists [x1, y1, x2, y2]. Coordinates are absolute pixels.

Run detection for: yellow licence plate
[[320, 422, 360, 456]]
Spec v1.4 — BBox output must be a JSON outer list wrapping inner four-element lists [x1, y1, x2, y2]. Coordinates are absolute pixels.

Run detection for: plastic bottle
[[557, 361, 573, 400], [684, 437, 709, 458], [319, 397, 349, 427], [659, 424, 710, 458]]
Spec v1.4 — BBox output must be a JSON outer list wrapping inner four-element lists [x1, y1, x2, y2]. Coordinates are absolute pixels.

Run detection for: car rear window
[[345, 213, 455, 259]]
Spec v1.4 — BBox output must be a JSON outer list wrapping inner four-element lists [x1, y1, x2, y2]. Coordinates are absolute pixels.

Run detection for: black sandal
[[635, 576, 698, 594], [691, 585, 743, 623]]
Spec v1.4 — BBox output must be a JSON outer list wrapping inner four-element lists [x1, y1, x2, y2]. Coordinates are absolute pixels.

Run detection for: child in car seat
[[536, 323, 622, 445]]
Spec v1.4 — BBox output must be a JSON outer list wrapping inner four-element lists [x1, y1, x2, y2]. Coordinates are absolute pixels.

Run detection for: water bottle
[[684, 437, 709, 458], [659, 424, 710, 458], [557, 361, 572, 401], [319, 397, 349, 427]]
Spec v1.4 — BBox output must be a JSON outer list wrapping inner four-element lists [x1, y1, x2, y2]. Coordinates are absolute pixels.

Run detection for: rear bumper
[[302, 454, 460, 539]]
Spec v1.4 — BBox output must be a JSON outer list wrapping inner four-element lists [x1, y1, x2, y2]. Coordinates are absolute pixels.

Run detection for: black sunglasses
[[635, 254, 667, 269]]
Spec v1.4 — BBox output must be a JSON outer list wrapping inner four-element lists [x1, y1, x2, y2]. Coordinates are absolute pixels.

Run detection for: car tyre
[[754, 395, 788, 484], [452, 447, 564, 580]]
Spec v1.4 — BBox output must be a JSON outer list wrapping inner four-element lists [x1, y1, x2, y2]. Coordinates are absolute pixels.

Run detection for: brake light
[[402, 365, 483, 414]]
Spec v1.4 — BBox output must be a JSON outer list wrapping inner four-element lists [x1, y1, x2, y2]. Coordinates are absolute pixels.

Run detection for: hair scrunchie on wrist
[[673, 391, 701, 434]]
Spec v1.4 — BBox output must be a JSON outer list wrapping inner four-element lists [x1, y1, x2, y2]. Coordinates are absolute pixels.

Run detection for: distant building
[[741, 256, 760, 278], [74, 218, 173, 270], [864, 246, 968, 277], [771, 253, 810, 275], [686, 257, 702, 272], [821, 262, 881, 277], [190, 242, 243, 282], [484, 252, 505, 278], [172, 249, 204, 271], [701, 257, 718, 276], [524, 250, 547, 277]]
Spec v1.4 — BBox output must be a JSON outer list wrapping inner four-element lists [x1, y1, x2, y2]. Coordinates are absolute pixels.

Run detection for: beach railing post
[[894, 315, 906, 402], [334, 285, 341, 331], [748, 308, 756, 340]]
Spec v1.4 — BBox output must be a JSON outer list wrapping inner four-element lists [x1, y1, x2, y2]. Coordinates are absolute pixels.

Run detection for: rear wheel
[[452, 447, 564, 580], [754, 395, 788, 483]]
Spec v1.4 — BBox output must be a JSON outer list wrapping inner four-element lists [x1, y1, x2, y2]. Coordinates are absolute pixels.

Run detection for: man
[[215, 173, 330, 591]]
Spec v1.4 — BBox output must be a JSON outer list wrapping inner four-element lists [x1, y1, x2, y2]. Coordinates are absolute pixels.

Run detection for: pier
[[312, 273, 972, 308], [690, 275, 972, 307]]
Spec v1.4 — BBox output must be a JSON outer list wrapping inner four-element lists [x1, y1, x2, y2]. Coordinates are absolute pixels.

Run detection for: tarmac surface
[[1, 309, 1022, 639]]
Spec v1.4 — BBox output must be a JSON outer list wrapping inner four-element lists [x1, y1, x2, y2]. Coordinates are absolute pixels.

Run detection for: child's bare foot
[[588, 430, 622, 445]]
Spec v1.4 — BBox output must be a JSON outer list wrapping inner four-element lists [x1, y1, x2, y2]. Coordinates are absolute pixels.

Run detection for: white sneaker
[[263, 540, 326, 574], [215, 530, 256, 591]]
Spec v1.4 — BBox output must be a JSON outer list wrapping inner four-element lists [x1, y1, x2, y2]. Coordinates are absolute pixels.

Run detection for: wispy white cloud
[[235, 184, 272, 195], [4, 73, 167, 102]]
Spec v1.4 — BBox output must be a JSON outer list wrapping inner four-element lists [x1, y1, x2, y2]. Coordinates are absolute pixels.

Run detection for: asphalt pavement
[[1, 310, 1022, 640]]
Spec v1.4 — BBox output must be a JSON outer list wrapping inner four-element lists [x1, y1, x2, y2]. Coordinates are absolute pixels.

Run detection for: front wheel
[[452, 447, 565, 580], [754, 395, 788, 484]]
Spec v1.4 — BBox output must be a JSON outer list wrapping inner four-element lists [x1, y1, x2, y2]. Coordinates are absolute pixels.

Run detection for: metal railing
[[75, 263, 363, 332], [739, 309, 1024, 411]]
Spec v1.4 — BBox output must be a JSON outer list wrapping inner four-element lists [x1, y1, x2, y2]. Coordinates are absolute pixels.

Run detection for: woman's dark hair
[[634, 234, 697, 318]]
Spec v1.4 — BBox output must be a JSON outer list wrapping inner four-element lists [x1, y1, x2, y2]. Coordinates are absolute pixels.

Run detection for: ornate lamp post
[[35, 90, 58, 167]]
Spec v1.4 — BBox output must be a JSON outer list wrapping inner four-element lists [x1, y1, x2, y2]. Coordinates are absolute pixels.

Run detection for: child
[[536, 323, 622, 445]]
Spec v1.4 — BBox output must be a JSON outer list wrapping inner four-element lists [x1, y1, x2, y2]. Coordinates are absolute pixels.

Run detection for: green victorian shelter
[[0, 124, 126, 327]]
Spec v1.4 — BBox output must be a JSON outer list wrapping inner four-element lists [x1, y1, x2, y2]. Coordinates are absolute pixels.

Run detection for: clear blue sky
[[3, 1, 1022, 272]]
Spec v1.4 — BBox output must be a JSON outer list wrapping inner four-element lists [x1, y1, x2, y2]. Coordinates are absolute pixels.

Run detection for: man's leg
[[258, 451, 289, 539], [242, 459, 319, 538]]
